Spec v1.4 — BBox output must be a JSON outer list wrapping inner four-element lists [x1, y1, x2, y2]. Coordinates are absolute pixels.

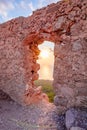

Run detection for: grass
[[34, 80, 55, 102]]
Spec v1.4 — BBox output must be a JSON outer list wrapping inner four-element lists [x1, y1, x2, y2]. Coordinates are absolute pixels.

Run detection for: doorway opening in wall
[[34, 41, 55, 102]]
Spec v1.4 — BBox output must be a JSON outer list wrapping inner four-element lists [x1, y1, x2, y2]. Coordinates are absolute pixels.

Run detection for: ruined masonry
[[0, 0, 87, 112]]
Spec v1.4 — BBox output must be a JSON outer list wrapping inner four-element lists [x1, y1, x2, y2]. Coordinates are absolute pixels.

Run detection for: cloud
[[0, 0, 61, 23], [28, 2, 35, 11], [38, 0, 60, 9], [20, 1, 27, 10], [47, 0, 60, 4], [0, 0, 14, 21], [20, 0, 35, 11], [45, 0, 60, 5], [0, 0, 35, 22], [38, 0, 45, 8]]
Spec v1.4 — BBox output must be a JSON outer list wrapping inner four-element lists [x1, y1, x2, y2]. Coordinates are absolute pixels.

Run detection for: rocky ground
[[0, 92, 87, 130], [0, 98, 59, 130]]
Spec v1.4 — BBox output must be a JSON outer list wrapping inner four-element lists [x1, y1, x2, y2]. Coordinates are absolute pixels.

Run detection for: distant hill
[[34, 79, 55, 102]]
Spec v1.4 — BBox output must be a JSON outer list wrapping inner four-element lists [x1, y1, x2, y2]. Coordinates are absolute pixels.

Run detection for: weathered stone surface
[[0, 0, 87, 111], [54, 113, 66, 130], [70, 127, 86, 130], [65, 108, 87, 129]]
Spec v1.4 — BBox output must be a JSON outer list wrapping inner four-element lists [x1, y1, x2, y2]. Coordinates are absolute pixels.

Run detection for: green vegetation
[[34, 80, 55, 102]]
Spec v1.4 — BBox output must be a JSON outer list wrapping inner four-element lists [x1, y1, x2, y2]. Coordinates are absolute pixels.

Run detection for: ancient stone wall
[[0, 0, 87, 111]]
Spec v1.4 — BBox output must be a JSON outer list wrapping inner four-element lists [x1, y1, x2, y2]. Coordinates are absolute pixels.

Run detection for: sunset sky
[[38, 41, 54, 80], [0, 0, 60, 80]]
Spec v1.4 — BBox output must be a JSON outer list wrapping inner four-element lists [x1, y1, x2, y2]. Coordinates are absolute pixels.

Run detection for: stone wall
[[0, 0, 87, 110]]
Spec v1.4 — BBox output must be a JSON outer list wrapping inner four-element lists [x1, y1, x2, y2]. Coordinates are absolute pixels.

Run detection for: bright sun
[[40, 49, 49, 58]]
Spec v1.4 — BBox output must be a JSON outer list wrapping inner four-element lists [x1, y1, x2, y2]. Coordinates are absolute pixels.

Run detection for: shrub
[[34, 80, 55, 102]]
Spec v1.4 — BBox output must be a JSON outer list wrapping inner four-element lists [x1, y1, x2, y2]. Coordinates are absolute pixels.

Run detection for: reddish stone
[[0, 0, 87, 111]]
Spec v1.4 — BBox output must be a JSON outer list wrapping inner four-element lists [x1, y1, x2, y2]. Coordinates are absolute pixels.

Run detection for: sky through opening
[[38, 41, 54, 80]]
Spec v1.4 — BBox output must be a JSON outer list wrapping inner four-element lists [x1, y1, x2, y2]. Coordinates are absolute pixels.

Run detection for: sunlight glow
[[37, 41, 54, 80], [40, 49, 50, 59]]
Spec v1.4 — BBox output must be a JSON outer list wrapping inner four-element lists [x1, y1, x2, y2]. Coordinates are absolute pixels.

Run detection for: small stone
[[53, 16, 65, 31], [72, 40, 82, 51], [66, 108, 77, 129], [0, 118, 3, 124], [65, 108, 87, 130], [54, 95, 68, 106]]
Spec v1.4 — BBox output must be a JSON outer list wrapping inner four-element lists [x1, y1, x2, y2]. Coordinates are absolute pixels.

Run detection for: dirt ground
[[0, 97, 58, 130]]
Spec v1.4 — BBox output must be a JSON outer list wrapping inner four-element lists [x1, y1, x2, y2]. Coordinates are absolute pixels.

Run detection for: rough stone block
[[65, 108, 87, 130], [70, 127, 86, 130]]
